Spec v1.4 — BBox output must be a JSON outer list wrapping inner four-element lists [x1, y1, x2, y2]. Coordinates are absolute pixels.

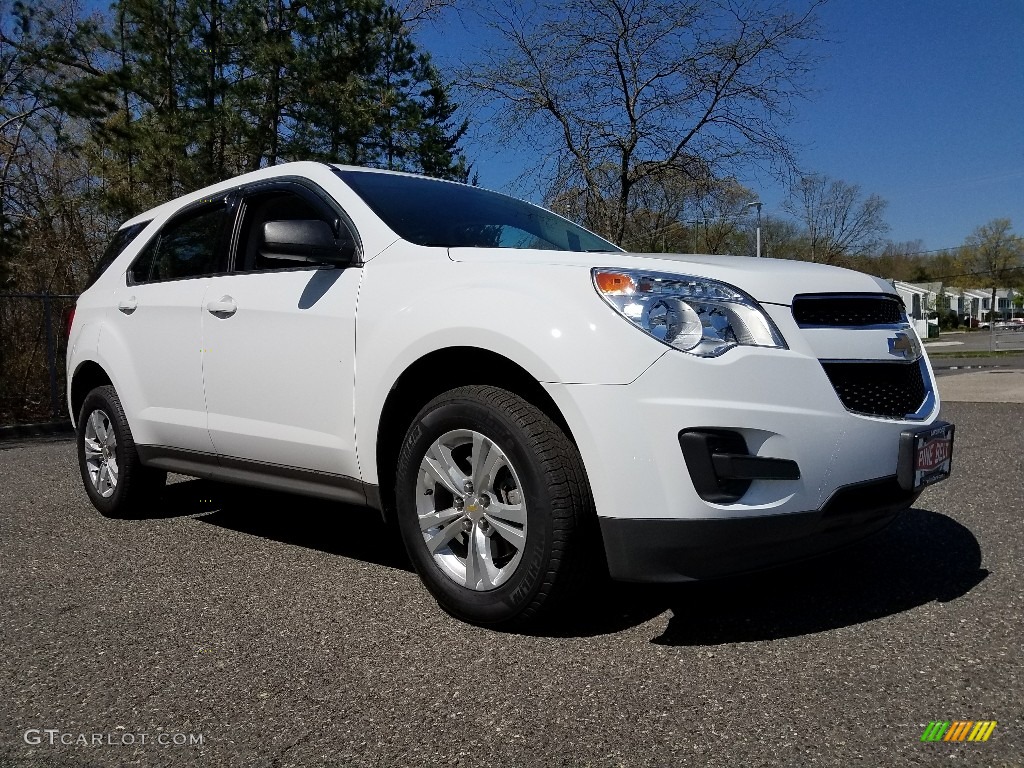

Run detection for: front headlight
[[593, 268, 787, 357]]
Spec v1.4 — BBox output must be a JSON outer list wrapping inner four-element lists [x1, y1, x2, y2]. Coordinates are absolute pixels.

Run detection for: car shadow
[[531, 507, 986, 642], [297, 267, 342, 309], [130, 484, 986, 642], [135, 477, 412, 572], [650, 507, 986, 645], [117, 478, 229, 520]]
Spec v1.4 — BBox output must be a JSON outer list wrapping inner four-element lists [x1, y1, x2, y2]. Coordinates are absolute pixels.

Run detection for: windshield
[[335, 169, 619, 253]]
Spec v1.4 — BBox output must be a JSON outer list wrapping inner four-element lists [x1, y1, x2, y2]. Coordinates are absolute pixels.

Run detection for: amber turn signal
[[594, 271, 635, 294]]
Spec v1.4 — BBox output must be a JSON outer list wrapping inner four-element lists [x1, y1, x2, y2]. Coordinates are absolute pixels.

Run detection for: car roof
[[119, 161, 439, 230]]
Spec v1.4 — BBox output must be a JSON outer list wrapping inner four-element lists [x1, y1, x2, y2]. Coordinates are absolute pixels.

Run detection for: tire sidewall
[[77, 387, 129, 516], [396, 394, 557, 625]]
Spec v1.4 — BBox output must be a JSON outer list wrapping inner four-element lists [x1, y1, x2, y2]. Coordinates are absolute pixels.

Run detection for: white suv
[[67, 162, 954, 626]]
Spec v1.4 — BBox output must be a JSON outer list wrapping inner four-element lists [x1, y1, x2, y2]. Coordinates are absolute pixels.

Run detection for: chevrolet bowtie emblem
[[888, 332, 917, 361]]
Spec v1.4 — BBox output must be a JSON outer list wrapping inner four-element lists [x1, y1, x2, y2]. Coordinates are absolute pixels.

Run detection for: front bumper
[[542, 341, 946, 583], [600, 476, 919, 582]]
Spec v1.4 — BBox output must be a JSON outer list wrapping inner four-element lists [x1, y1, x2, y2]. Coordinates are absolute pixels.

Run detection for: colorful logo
[[920, 721, 997, 742]]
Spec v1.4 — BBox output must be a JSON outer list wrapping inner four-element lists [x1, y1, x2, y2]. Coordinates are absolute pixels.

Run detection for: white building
[[892, 281, 937, 337], [936, 287, 1019, 325]]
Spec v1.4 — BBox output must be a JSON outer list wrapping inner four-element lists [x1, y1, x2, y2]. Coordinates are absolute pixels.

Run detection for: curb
[[932, 363, 1011, 371], [0, 420, 74, 442]]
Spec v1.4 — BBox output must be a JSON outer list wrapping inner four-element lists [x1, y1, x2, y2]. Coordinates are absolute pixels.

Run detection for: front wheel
[[395, 385, 597, 627], [77, 385, 166, 517]]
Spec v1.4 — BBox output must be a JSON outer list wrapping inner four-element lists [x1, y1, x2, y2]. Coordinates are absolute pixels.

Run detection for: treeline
[[559, 169, 1023, 290], [769, 215, 1023, 291], [1, 0, 1020, 297], [0, 0, 468, 293]]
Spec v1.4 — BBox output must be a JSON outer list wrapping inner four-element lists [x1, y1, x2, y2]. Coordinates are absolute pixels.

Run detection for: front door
[[200, 183, 362, 481]]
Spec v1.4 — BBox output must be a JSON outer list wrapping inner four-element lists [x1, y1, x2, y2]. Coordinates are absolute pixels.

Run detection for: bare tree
[[783, 173, 889, 264], [546, 160, 707, 252], [393, 0, 459, 29], [961, 218, 1024, 320], [756, 215, 803, 260], [465, 0, 825, 246], [694, 178, 757, 254], [620, 164, 698, 252]]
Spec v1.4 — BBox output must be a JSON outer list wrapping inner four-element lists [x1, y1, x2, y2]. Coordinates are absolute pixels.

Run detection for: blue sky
[[419, 0, 1024, 252]]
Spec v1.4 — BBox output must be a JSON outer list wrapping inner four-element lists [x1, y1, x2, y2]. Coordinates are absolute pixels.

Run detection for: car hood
[[447, 249, 896, 306]]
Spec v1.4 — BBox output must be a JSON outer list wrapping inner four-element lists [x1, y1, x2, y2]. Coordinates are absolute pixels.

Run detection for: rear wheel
[[395, 385, 597, 626], [77, 385, 165, 517]]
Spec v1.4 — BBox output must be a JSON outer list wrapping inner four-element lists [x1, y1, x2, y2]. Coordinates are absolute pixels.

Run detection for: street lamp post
[[747, 201, 763, 258]]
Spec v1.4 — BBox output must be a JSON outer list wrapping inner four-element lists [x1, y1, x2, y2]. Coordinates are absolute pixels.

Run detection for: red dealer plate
[[911, 423, 954, 489]]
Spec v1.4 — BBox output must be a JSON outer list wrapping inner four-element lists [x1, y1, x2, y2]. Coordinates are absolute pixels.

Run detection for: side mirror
[[260, 220, 354, 265]]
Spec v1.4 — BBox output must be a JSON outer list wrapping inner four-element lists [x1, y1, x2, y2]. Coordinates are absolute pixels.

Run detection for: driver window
[[235, 189, 352, 272]]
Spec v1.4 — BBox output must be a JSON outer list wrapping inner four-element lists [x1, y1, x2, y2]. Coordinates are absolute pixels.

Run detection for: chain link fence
[[0, 292, 78, 425], [991, 323, 1024, 350]]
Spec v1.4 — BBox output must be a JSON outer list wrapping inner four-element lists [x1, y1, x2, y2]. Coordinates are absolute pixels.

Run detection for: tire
[[77, 385, 166, 518], [395, 385, 597, 627]]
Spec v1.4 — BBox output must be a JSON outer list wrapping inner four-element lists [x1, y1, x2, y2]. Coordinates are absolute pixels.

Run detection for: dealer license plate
[[905, 422, 954, 490]]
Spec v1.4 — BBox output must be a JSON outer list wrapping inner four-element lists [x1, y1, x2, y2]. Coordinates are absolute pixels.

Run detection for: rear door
[[200, 180, 362, 482], [107, 198, 232, 453]]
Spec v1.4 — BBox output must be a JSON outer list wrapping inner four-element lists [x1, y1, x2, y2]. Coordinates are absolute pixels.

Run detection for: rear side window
[[130, 203, 229, 284], [87, 221, 150, 288]]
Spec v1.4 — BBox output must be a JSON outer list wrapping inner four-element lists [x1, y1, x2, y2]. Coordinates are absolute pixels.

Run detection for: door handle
[[117, 296, 138, 314], [206, 296, 237, 317]]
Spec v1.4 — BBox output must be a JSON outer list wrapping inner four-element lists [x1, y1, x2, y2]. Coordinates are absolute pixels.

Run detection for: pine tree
[[414, 63, 469, 181], [33, 0, 471, 228]]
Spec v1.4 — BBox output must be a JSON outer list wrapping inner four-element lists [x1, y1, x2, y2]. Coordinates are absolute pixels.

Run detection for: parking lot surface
[[927, 328, 1024, 354], [1, 401, 1021, 767]]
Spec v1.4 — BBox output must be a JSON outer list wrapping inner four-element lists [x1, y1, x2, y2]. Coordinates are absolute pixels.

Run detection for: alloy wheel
[[83, 408, 118, 498], [415, 429, 528, 590]]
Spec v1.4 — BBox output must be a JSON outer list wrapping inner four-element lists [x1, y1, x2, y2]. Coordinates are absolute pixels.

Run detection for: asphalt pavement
[[1, 400, 1022, 767], [927, 339, 1024, 404], [927, 328, 1024, 355]]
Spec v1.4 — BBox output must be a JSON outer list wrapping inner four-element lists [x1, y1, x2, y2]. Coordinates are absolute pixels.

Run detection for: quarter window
[[88, 221, 150, 288], [130, 203, 228, 283]]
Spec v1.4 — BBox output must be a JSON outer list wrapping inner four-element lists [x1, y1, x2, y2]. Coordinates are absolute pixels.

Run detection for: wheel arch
[[70, 360, 113, 426], [374, 346, 580, 521]]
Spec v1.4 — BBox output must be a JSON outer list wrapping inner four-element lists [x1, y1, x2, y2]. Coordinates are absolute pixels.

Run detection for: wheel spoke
[[96, 463, 111, 496], [464, 525, 496, 590], [89, 411, 107, 444], [418, 505, 463, 532], [484, 515, 526, 550], [423, 439, 467, 496], [471, 432, 504, 490], [423, 519, 465, 555], [83, 436, 102, 458], [105, 458, 119, 488], [484, 500, 526, 526]]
